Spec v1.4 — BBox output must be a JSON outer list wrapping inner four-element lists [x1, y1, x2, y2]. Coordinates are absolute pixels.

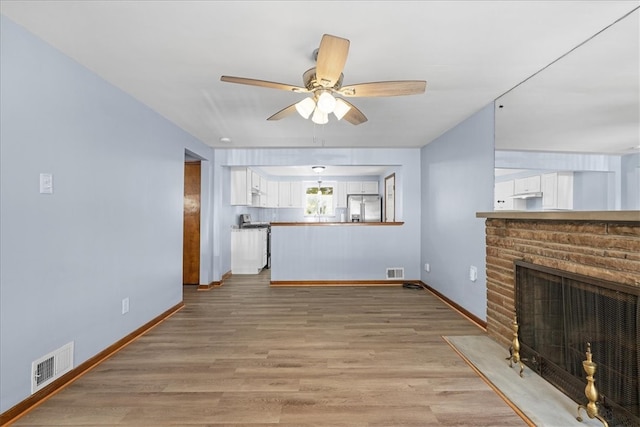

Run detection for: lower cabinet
[[231, 229, 268, 274]]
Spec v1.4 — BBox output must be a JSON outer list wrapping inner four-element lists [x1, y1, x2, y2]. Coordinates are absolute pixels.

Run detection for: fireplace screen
[[515, 261, 639, 427]]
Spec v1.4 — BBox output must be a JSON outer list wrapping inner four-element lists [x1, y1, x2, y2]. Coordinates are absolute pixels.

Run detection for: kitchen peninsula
[[269, 221, 412, 286]]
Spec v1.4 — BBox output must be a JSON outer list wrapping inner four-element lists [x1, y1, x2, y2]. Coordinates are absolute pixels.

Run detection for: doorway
[[183, 161, 201, 285]]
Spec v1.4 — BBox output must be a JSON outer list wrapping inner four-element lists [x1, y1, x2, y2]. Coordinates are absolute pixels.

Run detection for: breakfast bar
[[269, 221, 413, 286]]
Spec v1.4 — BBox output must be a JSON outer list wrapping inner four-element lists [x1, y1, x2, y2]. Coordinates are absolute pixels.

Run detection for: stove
[[240, 221, 270, 229], [238, 214, 271, 269]]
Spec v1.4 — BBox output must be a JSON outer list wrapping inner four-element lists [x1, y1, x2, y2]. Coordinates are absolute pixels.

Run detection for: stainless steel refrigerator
[[347, 194, 382, 222]]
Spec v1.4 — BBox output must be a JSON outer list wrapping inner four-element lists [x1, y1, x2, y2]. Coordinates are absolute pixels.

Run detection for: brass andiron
[[577, 343, 609, 427], [506, 314, 526, 377]]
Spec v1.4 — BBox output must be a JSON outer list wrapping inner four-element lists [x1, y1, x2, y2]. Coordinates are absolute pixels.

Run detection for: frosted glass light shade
[[333, 98, 351, 120], [295, 97, 316, 119], [316, 91, 337, 114], [311, 108, 328, 124]]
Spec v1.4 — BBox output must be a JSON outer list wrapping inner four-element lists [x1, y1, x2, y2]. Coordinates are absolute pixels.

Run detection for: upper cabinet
[[494, 180, 526, 211], [267, 181, 279, 208], [494, 180, 513, 210], [514, 175, 541, 195], [278, 181, 303, 208], [335, 182, 347, 208], [230, 168, 253, 206], [347, 181, 379, 195], [231, 167, 269, 206], [542, 172, 573, 210], [251, 171, 261, 192]]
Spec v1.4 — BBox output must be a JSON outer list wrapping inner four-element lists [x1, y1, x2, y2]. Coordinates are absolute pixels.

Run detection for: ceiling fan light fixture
[[311, 108, 328, 125], [333, 98, 351, 120], [316, 90, 337, 114], [295, 97, 316, 119]]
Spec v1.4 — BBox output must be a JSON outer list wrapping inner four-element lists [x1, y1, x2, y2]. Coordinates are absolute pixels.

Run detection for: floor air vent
[[386, 268, 404, 279], [31, 342, 74, 393]]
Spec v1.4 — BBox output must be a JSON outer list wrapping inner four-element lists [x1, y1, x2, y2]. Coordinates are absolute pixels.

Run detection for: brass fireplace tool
[[577, 342, 609, 427], [506, 315, 526, 377]]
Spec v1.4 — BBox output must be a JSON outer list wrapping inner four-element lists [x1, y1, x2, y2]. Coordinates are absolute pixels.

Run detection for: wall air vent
[[31, 342, 74, 393], [386, 268, 404, 280]]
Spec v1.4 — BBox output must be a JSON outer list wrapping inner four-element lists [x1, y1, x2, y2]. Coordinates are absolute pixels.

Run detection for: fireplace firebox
[[515, 261, 639, 427]]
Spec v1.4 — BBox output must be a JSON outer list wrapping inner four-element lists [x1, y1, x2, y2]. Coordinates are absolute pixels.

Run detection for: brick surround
[[481, 215, 640, 347]]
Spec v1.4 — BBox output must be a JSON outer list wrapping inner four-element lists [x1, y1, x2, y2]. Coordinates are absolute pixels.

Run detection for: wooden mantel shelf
[[271, 221, 404, 226], [476, 210, 639, 222]]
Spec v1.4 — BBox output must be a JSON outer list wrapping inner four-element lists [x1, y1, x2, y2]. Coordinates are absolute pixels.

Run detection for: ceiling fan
[[221, 34, 427, 125]]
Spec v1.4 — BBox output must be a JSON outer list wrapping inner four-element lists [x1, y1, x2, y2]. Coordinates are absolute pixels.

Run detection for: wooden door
[[183, 162, 200, 285]]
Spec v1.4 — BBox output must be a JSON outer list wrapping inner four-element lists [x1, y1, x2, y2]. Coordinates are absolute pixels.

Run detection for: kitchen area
[[228, 166, 411, 283]]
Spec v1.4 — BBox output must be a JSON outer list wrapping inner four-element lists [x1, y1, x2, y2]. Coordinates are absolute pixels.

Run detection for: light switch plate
[[39, 173, 53, 194], [469, 265, 478, 282]]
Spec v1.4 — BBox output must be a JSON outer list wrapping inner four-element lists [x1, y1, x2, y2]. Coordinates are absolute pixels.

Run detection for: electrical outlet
[[424, 263, 430, 272], [122, 297, 129, 314], [469, 266, 478, 282]]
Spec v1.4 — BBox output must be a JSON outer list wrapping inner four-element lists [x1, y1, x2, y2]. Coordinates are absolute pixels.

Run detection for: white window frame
[[303, 180, 336, 218]]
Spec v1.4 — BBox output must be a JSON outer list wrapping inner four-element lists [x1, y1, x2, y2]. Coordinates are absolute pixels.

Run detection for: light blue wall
[[0, 16, 213, 412], [420, 104, 495, 321], [573, 171, 612, 210]]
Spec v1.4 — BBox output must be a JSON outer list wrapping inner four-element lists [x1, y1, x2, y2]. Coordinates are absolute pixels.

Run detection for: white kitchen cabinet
[[231, 228, 267, 274], [278, 181, 303, 208], [542, 172, 573, 210], [494, 180, 514, 210], [494, 180, 525, 210], [251, 171, 261, 192], [230, 168, 252, 206], [290, 181, 302, 207], [260, 176, 267, 193], [335, 182, 347, 208], [347, 181, 379, 195], [258, 193, 268, 208], [267, 181, 279, 207], [514, 175, 541, 194]]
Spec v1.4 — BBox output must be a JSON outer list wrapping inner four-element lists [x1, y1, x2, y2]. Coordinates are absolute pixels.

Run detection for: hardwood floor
[[12, 271, 525, 426]]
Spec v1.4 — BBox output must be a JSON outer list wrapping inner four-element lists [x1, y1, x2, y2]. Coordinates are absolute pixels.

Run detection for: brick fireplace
[[477, 211, 640, 346], [477, 210, 640, 425]]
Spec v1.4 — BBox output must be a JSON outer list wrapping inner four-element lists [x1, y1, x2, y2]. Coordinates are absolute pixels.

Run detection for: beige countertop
[[476, 210, 640, 222], [270, 221, 404, 226]]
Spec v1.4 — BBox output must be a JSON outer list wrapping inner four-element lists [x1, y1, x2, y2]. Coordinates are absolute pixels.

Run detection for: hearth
[[514, 261, 639, 426]]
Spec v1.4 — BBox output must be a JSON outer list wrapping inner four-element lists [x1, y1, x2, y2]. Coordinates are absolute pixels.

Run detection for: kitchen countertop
[[270, 221, 404, 226]]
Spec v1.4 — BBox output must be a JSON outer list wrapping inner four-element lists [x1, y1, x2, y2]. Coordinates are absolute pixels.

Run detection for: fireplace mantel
[[477, 210, 640, 222]]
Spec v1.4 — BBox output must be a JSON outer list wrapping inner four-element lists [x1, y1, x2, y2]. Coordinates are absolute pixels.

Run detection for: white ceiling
[[1, 1, 638, 154]]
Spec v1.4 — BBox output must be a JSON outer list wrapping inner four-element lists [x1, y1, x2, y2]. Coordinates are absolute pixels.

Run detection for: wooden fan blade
[[267, 103, 299, 121], [338, 80, 427, 97], [315, 34, 350, 88], [221, 76, 308, 93], [339, 99, 368, 125]]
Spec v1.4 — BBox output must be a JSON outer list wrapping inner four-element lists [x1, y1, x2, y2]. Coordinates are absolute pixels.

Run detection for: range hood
[[510, 192, 543, 199]]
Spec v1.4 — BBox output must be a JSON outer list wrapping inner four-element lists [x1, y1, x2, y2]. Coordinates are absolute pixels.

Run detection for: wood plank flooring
[[12, 271, 526, 426]]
